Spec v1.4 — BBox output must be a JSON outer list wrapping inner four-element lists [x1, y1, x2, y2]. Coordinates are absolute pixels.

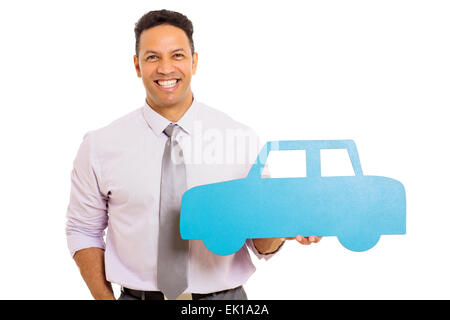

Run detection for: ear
[[192, 52, 198, 75], [133, 55, 142, 78]]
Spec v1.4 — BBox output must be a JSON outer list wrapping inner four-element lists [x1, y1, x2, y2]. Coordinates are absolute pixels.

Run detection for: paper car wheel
[[202, 237, 246, 256], [337, 233, 380, 252]]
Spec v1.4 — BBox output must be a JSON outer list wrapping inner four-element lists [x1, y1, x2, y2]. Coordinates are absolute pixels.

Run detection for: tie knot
[[163, 123, 181, 138]]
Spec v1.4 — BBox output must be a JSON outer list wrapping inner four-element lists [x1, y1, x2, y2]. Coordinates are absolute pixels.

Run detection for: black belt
[[121, 286, 241, 300], [122, 287, 165, 300]]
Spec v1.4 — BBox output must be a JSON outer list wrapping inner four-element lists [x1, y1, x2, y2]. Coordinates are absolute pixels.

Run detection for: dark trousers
[[118, 286, 248, 300]]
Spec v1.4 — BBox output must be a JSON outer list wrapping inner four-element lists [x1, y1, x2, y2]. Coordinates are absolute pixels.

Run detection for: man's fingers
[[283, 235, 322, 245], [295, 235, 322, 245], [296, 235, 311, 245], [309, 236, 322, 243]]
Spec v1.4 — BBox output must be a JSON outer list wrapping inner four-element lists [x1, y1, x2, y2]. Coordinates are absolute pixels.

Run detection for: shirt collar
[[141, 97, 197, 136]]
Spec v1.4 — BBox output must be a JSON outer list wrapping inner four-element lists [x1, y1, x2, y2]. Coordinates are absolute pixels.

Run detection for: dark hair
[[134, 9, 195, 57]]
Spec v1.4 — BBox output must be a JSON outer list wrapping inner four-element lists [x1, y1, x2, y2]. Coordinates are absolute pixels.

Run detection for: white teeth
[[157, 80, 178, 88]]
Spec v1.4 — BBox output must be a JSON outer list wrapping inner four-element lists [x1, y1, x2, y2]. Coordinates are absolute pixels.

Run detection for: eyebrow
[[143, 48, 186, 55]]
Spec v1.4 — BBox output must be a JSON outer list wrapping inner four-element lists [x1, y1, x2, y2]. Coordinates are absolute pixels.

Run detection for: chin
[[150, 96, 181, 108], [151, 90, 190, 107]]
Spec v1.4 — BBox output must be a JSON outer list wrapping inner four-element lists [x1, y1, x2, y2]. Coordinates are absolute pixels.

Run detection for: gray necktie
[[157, 123, 189, 300]]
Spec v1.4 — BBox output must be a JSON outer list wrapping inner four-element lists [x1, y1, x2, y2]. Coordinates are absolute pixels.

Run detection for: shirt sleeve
[[65, 132, 109, 257]]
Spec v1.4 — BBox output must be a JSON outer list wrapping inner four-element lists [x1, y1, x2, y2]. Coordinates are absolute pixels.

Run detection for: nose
[[156, 57, 176, 75]]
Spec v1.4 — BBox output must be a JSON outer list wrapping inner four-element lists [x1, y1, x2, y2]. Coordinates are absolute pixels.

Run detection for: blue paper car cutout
[[180, 140, 406, 255]]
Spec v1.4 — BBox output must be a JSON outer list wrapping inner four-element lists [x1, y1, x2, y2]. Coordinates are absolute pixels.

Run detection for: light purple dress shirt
[[66, 98, 278, 294]]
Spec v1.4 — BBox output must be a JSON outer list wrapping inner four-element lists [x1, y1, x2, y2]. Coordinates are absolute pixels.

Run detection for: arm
[[73, 248, 115, 300], [252, 238, 285, 254], [66, 132, 111, 299]]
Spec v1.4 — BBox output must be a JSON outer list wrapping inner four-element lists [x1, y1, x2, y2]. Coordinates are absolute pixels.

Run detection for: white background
[[0, 0, 449, 299]]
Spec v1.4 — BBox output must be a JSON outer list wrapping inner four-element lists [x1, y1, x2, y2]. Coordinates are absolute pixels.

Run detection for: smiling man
[[66, 9, 320, 301]]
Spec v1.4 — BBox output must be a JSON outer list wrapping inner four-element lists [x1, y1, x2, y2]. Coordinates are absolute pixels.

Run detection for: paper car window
[[262, 150, 307, 178], [320, 149, 355, 177]]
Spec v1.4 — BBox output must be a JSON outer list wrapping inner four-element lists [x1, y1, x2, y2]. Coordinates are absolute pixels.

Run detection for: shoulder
[[94, 107, 144, 136], [194, 100, 262, 164], [195, 100, 259, 138], [81, 106, 146, 152]]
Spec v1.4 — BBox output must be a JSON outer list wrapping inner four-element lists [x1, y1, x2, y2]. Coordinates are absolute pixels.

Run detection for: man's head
[[134, 9, 195, 58], [133, 9, 198, 114]]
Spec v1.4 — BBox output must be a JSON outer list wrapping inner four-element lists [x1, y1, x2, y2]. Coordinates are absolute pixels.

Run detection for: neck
[[146, 93, 194, 122]]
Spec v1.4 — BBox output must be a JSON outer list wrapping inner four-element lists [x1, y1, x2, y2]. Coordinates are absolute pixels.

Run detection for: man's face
[[134, 24, 198, 109]]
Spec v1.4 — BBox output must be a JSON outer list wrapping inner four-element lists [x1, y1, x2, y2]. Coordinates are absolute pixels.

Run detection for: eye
[[146, 55, 158, 61], [173, 53, 184, 59]]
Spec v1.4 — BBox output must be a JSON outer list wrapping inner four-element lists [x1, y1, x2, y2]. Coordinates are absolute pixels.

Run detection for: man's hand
[[253, 235, 322, 254], [285, 235, 322, 245]]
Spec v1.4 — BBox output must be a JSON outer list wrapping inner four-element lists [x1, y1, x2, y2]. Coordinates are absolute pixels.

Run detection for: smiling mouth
[[154, 79, 180, 89]]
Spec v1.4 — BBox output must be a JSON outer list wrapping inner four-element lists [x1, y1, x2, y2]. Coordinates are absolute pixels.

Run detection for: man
[[66, 9, 321, 300]]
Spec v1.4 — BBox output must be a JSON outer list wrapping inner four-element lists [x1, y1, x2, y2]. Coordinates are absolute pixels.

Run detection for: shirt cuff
[[67, 233, 105, 257]]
